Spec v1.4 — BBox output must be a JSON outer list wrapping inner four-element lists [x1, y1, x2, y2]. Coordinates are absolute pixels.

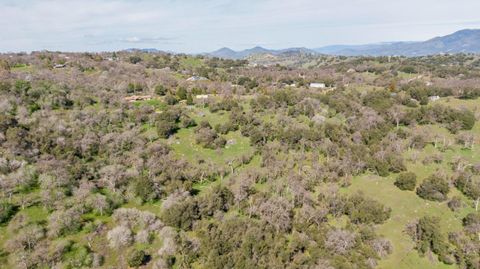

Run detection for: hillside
[[207, 29, 480, 59], [208, 46, 318, 59], [0, 52, 479, 269], [315, 29, 480, 56]]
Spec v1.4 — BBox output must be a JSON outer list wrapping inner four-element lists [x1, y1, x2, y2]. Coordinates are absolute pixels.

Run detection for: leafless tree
[[107, 225, 133, 249], [325, 229, 356, 254]]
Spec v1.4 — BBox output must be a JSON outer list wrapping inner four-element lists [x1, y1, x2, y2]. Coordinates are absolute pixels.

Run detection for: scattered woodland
[[0, 51, 479, 269]]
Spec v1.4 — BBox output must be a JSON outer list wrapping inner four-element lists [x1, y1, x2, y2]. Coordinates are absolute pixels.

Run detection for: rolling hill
[[315, 29, 480, 56], [207, 29, 480, 59]]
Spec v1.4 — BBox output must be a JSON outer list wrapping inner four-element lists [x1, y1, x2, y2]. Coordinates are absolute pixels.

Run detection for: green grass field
[[343, 115, 479, 269]]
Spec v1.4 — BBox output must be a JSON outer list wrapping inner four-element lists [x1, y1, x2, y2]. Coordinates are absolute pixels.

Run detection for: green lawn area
[[190, 107, 229, 126], [436, 97, 480, 112], [170, 129, 253, 165], [132, 98, 167, 111], [345, 173, 470, 269], [343, 120, 478, 269], [168, 107, 254, 165], [397, 71, 420, 80], [11, 63, 33, 72], [180, 57, 204, 70]]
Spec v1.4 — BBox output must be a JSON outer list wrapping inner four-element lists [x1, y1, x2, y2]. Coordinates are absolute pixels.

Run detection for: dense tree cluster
[[0, 51, 479, 268]]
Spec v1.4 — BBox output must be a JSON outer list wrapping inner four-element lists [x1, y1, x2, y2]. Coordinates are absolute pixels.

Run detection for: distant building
[[347, 68, 356, 73], [124, 95, 152, 102], [53, 64, 66, 69], [187, 76, 208, 82], [309, 83, 326, 89], [195, 94, 209, 99], [429, 95, 440, 102]]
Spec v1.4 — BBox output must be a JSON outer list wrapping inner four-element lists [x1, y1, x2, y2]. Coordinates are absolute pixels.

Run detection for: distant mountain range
[[208, 46, 317, 59], [315, 29, 480, 56], [206, 29, 480, 58]]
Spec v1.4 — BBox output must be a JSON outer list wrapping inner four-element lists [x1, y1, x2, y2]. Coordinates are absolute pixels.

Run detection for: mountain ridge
[[207, 29, 480, 58], [207, 46, 318, 59]]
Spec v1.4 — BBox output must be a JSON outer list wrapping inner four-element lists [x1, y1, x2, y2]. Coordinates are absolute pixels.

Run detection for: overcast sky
[[1, 0, 480, 53]]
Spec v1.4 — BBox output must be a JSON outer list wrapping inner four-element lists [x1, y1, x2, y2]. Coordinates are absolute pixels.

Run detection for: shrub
[[414, 216, 453, 264], [176, 87, 188, 100], [394, 172, 417, 191], [129, 56, 142, 64], [447, 196, 462, 211], [63, 244, 94, 269], [462, 212, 480, 228], [195, 121, 225, 149], [400, 66, 417, 74], [346, 193, 391, 224], [164, 94, 178, 105], [132, 177, 157, 203], [127, 249, 147, 268], [161, 198, 199, 230], [155, 85, 167, 96], [156, 120, 178, 139], [0, 202, 15, 224], [416, 175, 449, 201]]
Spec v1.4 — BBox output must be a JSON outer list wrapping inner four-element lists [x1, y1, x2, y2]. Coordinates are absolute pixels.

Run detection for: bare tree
[[107, 225, 133, 249], [325, 229, 356, 254]]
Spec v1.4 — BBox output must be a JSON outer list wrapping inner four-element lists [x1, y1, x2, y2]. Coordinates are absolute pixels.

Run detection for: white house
[[310, 83, 326, 89], [195, 94, 209, 99], [53, 64, 67, 69], [187, 76, 208, 82], [429, 96, 440, 102]]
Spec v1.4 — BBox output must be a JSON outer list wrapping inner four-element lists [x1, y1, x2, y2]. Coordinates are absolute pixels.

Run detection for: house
[[124, 95, 152, 102], [195, 94, 209, 99], [429, 96, 440, 102], [309, 83, 326, 89], [186, 76, 208, 82], [53, 64, 67, 69], [347, 68, 356, 73]]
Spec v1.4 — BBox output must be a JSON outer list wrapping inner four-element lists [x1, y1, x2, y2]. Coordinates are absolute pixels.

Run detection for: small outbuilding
[[187, 76, 208, 82], [309, 83, 326, 89], [53, 64, 67, 69], [195, 94, 209, 99], [124, 95, 152, 102]]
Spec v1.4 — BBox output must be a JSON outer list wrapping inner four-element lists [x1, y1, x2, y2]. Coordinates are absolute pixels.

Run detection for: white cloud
[[1, 0, 480, 52]]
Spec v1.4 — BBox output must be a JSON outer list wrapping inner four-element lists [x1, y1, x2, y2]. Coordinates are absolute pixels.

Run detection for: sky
[[1, 0, 480, 53]]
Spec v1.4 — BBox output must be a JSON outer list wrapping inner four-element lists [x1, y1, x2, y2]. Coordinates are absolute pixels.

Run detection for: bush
[[129, 56, 142, 64], [416, 175, 450, 201], [414, 216, 453, 264], [176, 87, 188, 100], [156, 120, 178, 139], [447, 196, 462, 211], [127, 249, 147, 268], [63, 244, 94, 269], [161, 198, 199, 230], [346, 193, 391, 224], [165, 94, 178, 105], [456, 110, 475, 131], [462, 212, 480, 228], [155, 85, 167, 96], [132, 177, 157, 203], [394, 172, 417, 191], [0, 202, 15, 224], [195, 121, 225, 149], [400, 66, 417, 74]]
